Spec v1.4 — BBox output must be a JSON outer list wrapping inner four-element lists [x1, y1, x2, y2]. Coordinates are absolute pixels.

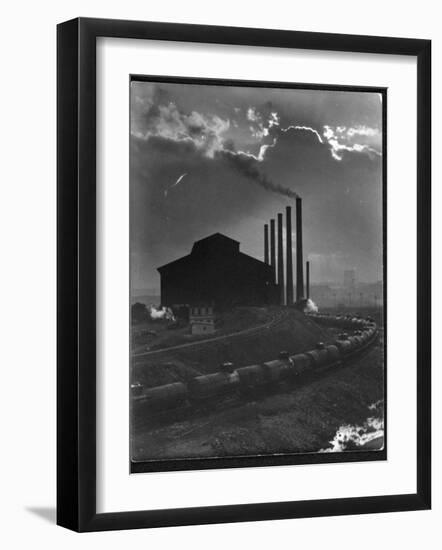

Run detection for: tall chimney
[[277, 213, 285, 305], [296, 197, 304, 302], [270, 219, 276, 283], [286, 206, 294, 305], [264, 224, 269, 264], [306, 261, 310, 300]]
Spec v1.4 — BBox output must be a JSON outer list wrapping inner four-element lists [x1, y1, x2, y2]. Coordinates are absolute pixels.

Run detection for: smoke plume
[[219, 150, 299, 199], [148, 305, 175, 321], [319, 416, 384, 452], [304, 299, 319, 313]]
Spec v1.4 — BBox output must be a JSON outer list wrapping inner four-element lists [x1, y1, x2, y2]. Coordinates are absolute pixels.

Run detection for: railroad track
[[132, 308, 291, 361]]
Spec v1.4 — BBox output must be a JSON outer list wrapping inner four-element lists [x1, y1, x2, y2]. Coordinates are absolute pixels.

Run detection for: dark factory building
[[157, 233, 278, 308]]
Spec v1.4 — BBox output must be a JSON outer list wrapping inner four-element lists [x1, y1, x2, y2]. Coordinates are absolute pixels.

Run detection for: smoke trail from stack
[[220, 150, 299, 199]]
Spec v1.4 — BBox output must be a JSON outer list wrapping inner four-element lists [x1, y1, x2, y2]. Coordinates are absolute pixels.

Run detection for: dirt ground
[[132, 329, 385, 462]]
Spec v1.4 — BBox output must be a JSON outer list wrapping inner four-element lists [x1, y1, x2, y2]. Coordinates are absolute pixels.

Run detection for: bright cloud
[[132, 92, 381, 167], [322, 125, 381, 161], [246, 107, 259, 122], [132, 101, 230, 158], [268, 112, 280, 128], [281, 125, 324, 144], [346, 125, 380, 138]]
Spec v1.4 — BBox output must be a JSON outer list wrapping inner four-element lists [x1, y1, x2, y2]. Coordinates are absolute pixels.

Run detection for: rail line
[[132, 309, 291, 360]]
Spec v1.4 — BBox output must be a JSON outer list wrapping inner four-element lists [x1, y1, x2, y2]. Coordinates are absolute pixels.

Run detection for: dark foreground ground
[[131, 327, 385, 462]]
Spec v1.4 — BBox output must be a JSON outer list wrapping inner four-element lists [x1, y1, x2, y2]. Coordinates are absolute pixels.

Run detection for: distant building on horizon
[[344, 269, 357, 288], [308, 280, 383, 308]]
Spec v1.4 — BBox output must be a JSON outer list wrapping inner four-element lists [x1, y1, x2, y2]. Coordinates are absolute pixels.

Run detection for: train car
[[141, 382, 188, 411], [335, 338, 352, 355], [305, 345, 330, 369], [353, 335, 365, 348], [188, 372, 239, 401], [262, 359, 291, 384], [236, 364, 267, 392], [289, 353, 313, 377], [131, 382, 144, 398], [324, 344, 341, 366], [347, 335, 362, 352], [361, 330, 373, 343]]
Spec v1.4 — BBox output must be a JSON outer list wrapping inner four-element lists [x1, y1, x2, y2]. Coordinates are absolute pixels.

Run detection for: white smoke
[[148, 305, 175, 321], [320, 416, 384, 452], [304, 299, 319, 313]]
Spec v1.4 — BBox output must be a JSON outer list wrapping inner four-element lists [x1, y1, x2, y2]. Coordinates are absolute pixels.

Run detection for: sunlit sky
[[130, 79, 383, 292]]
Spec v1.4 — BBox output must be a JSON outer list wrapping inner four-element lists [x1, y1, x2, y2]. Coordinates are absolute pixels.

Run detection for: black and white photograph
[[129, 77, 386, 470]]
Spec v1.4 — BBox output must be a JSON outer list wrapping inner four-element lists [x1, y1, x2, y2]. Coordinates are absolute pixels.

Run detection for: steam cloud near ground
[[320, 402, 384, 452], [148, 305, 175, 321], [303, 299, 319, 313]]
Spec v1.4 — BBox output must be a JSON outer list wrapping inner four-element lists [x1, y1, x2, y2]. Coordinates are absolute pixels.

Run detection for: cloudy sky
[[130, 79, 383, 293]]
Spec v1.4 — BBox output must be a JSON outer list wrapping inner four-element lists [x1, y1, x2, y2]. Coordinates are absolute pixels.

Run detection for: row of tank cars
[[132, 313, 378, 414]]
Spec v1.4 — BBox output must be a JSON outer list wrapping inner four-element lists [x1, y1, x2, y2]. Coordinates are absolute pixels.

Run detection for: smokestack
[[296, 197, 304, 302], [306, 261, 310, 300], [286, 206, 294, 305], [277, 213, 284, 305], [264, 224, 269, 264], [270, 219, 276, 283]]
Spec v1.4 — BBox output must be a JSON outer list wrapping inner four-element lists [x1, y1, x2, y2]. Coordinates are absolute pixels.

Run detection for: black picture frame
[[57, 17, 431, 532]]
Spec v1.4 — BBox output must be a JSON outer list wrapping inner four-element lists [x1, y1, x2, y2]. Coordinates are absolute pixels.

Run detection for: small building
[[189, 305, 216, 335]]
